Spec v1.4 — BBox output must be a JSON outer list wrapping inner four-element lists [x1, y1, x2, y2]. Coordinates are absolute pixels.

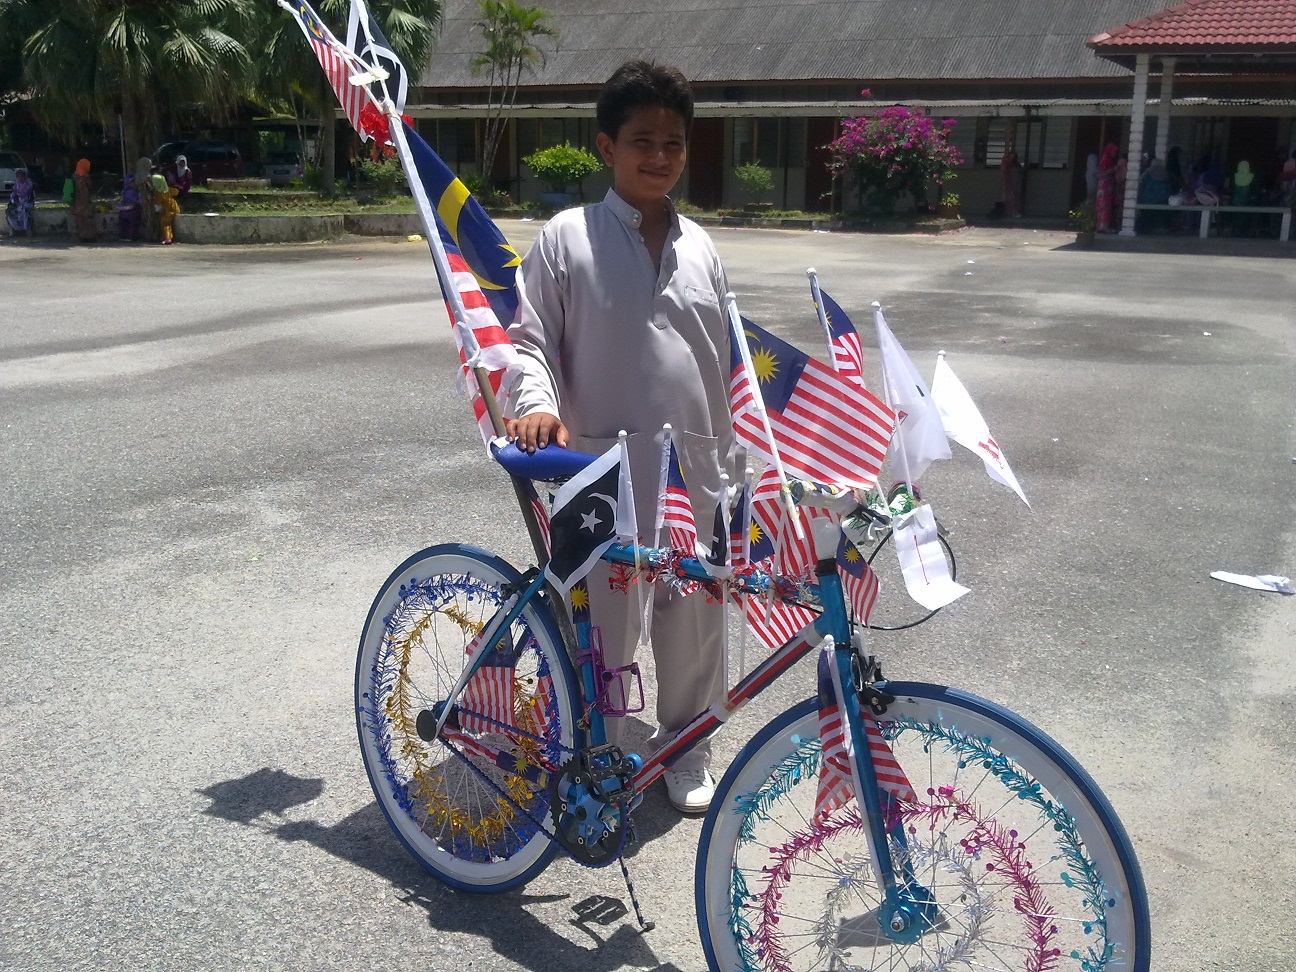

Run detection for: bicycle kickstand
[[618, 852, 655, 933]]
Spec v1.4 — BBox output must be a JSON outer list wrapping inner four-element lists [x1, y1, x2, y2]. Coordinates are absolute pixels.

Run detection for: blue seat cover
[[489, 438, 599, 481]]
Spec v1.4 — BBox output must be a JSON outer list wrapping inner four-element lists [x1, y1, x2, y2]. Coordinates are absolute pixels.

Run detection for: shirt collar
[[603, 188, 678, 231]]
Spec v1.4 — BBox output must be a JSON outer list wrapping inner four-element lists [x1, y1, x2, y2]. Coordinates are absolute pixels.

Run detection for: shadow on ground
[[198, 764, 687, 972]]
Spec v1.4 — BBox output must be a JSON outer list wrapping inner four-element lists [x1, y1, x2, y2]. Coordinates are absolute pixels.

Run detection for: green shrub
[[734, 162, 774, 203], [357, 157, 406, 196], [522, 142, 602, 192]]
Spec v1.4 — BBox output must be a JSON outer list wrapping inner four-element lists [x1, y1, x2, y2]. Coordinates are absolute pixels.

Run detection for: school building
[[404, 0, 1296, 220]]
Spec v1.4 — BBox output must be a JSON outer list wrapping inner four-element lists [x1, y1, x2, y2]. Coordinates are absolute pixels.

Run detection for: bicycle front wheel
[[355, 543, 580, 892], [697, 684, 1149, 972]]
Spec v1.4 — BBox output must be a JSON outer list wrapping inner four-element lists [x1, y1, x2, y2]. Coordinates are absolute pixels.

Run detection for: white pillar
[[1155, 57, 1176, 164], [1120, 53, 1150, 237]]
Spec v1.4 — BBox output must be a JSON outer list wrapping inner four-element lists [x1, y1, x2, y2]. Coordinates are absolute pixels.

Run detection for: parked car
[[0, 150, 27, 193], [262, 151, 304, 187], [154, 139, 244, 185]]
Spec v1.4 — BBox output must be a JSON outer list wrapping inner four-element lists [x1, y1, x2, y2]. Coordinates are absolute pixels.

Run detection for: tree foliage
[[471, 0, 556, 183], [0, 0, 257, 164], [827, 92, 962, 213]]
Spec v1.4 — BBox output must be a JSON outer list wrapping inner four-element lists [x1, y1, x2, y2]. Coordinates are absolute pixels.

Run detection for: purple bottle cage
[[577, 626, 646, 718]]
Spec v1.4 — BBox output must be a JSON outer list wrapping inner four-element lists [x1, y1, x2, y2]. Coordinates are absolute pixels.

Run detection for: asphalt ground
[[2, 222, 1293, 972]]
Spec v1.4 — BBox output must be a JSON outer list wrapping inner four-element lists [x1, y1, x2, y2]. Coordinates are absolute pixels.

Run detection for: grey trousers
[[586, 561, 726, 773]]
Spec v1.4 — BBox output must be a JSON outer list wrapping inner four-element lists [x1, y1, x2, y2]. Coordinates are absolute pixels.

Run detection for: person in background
[[1230, 160, 1254, 207], [159, 183, 180, 245], [149, 173, 170, 244], [1112, 151, 1128, 229], [1165, 146, 1184, 196], [1136, 156, 1170, 234], [6, 167, 35, 236], [1095, 142, 1120, 232], [69, 158, 98, 242], [135, 157, 159, 242], [118, 176, 142, 241], [1084, 152, 1099, 202], [1000, 144, 1023, 217], [169, 155, 194, 197]]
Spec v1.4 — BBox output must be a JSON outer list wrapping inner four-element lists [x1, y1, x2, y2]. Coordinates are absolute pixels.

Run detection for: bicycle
[[355, 439, 1150, 972]]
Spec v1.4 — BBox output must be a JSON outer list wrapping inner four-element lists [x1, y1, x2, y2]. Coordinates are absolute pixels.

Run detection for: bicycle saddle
[[489, 437, 599, 481]]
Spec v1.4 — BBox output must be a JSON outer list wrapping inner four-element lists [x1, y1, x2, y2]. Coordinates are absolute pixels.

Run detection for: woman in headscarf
[[6, 167, 35, 236], [1231, 160, 1254, 206], [1094, 142, 1120, 232], [1137, 156, 1170, 234], [169, 155, 193, 197], [68, 158, 98, 242], [117, 176, 142, 241]]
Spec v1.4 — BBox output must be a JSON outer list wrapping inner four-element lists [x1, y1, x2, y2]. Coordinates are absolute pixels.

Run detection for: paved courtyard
[[2, 223, 1293, 971]]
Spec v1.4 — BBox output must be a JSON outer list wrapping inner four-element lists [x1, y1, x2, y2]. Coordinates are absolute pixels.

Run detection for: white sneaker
[[664, 767, 715, 813]]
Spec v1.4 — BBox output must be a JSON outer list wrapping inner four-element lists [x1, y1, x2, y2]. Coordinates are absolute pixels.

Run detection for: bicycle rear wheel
[[355, 543, 580, 892], [697, 684, 1149, 972]]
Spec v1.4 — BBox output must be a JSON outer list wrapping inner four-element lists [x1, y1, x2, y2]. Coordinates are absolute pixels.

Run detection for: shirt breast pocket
[[684, 285, 720, 308]]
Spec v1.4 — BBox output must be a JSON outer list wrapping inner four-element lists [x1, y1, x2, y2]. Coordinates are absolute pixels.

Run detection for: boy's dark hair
[[596, 60, 694, 139]]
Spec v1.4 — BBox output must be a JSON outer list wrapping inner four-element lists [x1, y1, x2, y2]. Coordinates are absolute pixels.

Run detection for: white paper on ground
[[892, 504, 970, 610], [1209, 571, 1294, 594]]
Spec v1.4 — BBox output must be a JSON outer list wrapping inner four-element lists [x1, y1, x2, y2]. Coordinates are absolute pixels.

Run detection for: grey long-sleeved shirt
[[508, 189, 742, 525]]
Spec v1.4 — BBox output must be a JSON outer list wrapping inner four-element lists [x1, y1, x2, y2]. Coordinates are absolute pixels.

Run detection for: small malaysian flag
[[662, 442, 697, 554], [458, 647, 517, 734], [729, 317, 894, 491], [743, 593, 816, 654], [817, 288, 867, 391], [838, 533, 880, 626], [281, 1, 374, 141], [728, 480, 751, 569]]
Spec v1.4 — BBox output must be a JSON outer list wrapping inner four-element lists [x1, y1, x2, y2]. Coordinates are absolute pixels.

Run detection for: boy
[[506, 61, 741, 812]]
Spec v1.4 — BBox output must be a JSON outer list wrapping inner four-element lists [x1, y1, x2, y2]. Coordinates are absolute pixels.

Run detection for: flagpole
[[617, 429, 649, 650], [725, 293, 804, 540], [806, 268, 837, 371], [737, 465, 753, 677], [873, 301, 917, 493]]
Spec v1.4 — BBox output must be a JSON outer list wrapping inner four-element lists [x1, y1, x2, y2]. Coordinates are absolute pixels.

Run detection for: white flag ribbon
[[891, 504, 969, 611], [930, 354, 1029, 507]]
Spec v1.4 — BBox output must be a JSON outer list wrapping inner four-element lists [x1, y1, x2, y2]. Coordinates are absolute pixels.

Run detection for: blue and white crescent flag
[[347, 0, 409, 112], [544, 446, 625, 595], [279, 0, 371, 139]]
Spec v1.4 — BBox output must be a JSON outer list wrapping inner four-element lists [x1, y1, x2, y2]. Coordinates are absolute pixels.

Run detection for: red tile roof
[[1089, 0, 1296, 50]]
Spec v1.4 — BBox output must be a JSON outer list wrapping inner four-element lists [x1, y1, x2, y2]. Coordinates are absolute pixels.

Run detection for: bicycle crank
[[548, 745, 642, 867]]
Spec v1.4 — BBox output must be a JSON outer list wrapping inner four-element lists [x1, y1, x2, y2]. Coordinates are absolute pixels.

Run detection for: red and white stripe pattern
[[863, 711, 917, 805], [743, 592, 816, 654], [458, 654, 515, 734], [525, 482, 552, 556], [815, 688, 854, 820], [841, 562, 880, 626], [449, 249, 520, 446], [662, 443, 697, 554], [830, 328, 866, 391], [729, 322, 895, 491], [285, 1, 374, 141]]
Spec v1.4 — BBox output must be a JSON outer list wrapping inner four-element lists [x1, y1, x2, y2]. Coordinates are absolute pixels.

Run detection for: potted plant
[[1068, 201, 1096, 246], [938, 191, 960, 218], [735, 162, 774, 212], [522, 142, 602, 209]]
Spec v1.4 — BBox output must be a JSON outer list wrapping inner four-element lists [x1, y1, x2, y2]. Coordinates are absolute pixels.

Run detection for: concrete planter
[[343, 213, 423, 236], [174, 213, 345, 244]]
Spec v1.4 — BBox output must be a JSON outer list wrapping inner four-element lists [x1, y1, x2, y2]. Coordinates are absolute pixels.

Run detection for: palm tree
[[251, 0, 441, 194], [471, 0, 556, 185], [0, 0, 258, 167]]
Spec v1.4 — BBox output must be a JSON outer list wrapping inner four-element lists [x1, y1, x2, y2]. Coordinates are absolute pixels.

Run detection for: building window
[[978, 118, 1066, 169], [732, 117, 806, 169]]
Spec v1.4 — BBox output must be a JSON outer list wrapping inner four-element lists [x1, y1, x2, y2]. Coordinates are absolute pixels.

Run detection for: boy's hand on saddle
[[506, 412, 569, 453]]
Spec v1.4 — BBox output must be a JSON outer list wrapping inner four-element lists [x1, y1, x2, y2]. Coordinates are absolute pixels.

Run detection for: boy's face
[[596, 105, 688, 211]]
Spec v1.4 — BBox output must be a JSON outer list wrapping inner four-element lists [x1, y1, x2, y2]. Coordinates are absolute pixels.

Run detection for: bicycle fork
[[816, 564, 941, 944]]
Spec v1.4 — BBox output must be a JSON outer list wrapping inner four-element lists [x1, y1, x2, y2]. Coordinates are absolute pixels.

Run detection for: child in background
[[159, 184, 180, 245]]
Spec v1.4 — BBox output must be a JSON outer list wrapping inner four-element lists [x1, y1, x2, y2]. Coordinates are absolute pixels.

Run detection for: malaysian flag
[[837, 534, 880, 626], [815, 647, 916, 820], [458, 646, 517, 734], [744, 592, 816, 654], [728, 479, 751, 569], [729, 318, 894, 491], [397, 118, 522, 444], [346, 0, 409, 114], [816, 288, 867, 391], [280, 1, 374, 141], [662, 441, 696, 554]]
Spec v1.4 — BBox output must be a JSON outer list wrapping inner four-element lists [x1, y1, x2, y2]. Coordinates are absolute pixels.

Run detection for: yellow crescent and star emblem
[[437, 179, 520, 291]]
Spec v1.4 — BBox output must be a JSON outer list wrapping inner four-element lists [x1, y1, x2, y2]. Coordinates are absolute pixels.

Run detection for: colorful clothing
[[1095, 143, 1120, 232], [159, 186, 180, 244], [69, 160, 97, 242], [6, 171, 34, 235], [118, 178, 142, 240]]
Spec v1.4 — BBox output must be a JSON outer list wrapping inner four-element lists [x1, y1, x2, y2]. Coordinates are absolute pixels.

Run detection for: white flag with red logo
[[874, 306, 950, 485], [930, 355, 1029, 507]]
